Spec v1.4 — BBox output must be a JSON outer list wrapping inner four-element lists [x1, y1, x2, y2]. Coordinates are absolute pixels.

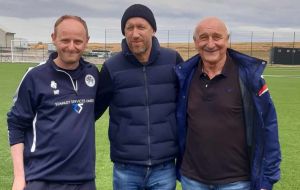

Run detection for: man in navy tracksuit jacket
[[96, 4, 183, 190], [7, 15, 98, 190], [175, 17, 281, 190]]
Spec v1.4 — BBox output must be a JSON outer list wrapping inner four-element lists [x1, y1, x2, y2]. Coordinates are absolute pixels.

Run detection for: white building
[[0, 27, 15, 48], [13, 38, 29, 49]]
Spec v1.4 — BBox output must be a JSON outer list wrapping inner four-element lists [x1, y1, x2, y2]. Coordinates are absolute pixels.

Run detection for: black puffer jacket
[[97, 37, 183, 165]]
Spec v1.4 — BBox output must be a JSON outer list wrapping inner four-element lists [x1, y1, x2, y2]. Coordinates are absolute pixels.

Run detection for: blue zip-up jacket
[[174, 49, 281, 190], [96, 37, 183, 166], [7, 52, 99, 182]]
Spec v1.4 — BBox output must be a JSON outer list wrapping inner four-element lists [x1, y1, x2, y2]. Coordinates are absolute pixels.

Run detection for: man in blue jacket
[[7, 15, 99, 190], [96, 4, 183, 190], [175, 17, 281, 190]]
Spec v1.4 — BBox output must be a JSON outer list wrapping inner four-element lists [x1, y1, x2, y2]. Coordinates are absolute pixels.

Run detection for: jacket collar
[[176, 48, 266, 78], [175, 53, 199, 80], [227, 48, 267, 76], [47, 52, 88, 79]]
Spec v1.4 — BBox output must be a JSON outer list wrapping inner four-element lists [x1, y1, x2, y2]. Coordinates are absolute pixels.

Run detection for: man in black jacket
[[96, 4, 183, 190]]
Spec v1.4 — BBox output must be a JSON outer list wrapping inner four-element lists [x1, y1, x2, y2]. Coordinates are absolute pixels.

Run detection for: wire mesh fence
[[1, 30, 299, 64]]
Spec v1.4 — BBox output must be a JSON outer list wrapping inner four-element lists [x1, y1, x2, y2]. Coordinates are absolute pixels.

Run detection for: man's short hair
[[54, 15, 89, 38]]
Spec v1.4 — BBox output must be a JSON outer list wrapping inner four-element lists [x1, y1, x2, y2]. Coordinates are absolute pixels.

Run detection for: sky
[[0, 0, 300, 43]]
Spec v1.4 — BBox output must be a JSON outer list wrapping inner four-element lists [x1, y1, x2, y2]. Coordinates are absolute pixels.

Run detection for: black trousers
[[24, 180, 96, 190]]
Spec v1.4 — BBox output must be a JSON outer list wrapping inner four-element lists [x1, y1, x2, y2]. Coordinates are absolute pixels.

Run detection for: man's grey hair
[[192, 20, 230, 41]]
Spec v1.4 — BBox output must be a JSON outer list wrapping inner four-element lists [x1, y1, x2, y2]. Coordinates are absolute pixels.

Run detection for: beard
[[130, 45, 147, 55], [127, 37, 150, 56]]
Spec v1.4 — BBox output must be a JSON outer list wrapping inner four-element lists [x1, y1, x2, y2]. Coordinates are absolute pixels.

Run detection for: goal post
[[10, 39, 50, 63]]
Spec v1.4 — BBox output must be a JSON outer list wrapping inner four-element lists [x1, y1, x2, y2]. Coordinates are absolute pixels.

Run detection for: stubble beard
[[133, 46, 147, 55]]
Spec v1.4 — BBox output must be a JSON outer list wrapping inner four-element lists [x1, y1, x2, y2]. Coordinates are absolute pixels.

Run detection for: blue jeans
[[113, 161, 176, 190], [181, 175, 250, 190]]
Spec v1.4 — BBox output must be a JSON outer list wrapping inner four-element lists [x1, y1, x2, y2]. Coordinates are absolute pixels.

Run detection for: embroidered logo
[[50, 80, 59, 95], [51, 81, 57, 89], [85, 74, 95, 87], [53, 90, 60, 95], [72, 103, 83, 114]]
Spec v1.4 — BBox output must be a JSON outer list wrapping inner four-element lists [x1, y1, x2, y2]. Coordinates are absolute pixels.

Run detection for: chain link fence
[[1, 30, 299, 64]]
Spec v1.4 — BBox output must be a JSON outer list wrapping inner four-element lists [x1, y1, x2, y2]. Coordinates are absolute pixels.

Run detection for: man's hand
[[11, 144, 25, 190], [12, 176, 26, 190]]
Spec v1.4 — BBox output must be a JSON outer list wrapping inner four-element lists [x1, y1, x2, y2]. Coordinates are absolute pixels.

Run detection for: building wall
[[0, 28, 14, 48], [0, 28, 6, 47], [6, 33, 14, 47]]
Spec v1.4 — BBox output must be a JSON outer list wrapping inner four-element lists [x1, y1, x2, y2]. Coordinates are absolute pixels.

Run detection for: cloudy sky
[[0, 0, 299, 42]]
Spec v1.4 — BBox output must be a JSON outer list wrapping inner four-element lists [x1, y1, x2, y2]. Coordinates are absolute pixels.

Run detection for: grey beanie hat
[[121, 4, 157, 35]]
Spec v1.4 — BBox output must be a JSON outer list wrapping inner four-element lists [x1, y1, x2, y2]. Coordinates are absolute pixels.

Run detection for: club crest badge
[[50, 81, 57, 89], [85, 74, 95, 87], [50, 80, 59, 95]]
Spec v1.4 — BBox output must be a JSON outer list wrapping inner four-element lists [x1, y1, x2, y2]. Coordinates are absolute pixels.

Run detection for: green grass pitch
[[0, 63, 299, 189]]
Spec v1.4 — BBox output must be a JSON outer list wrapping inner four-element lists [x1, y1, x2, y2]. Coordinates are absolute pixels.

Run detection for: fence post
[[229, 32, 232, 48], [293, 31, 295, 48], [11, 40, 13, 63], [167, 30, 170, 48], [104, 28, 107, 51], [44, 43, 46, 61], [250, 31, 253, 56], [292, 32, 296, 64], [188, 30, 190, 59], [270, 32, 275, 66], [272, 32, 274, 48]]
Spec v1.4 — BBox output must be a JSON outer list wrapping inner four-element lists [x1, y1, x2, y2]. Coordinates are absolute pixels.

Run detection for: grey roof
[[0, 24, 15, 34]]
